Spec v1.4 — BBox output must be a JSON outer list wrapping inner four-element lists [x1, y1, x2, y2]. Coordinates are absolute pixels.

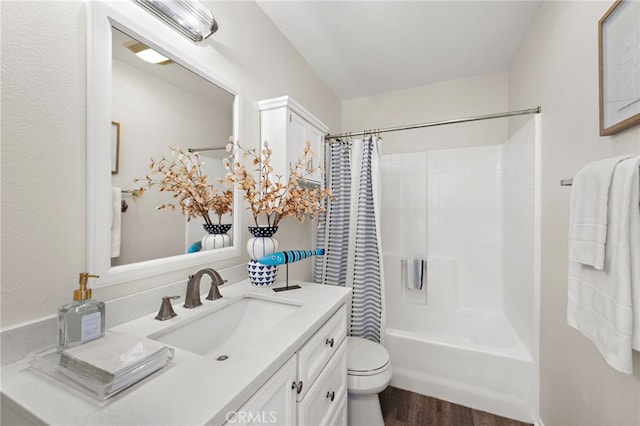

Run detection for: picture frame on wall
[[111, 121, 120, 174], [598, 0, 640, 136]]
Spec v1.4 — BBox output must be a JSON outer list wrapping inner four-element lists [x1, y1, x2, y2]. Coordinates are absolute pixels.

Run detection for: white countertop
[[0, 280, 350, 426]]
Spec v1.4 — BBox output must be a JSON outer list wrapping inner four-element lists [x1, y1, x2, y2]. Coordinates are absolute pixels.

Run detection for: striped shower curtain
[[314, 137, 385, 343]]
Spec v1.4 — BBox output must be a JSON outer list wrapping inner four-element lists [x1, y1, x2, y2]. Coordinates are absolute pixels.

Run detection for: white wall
[[1, 1, 340, 328], [342, 71, 509, 155], [508, 2, 640, 425]]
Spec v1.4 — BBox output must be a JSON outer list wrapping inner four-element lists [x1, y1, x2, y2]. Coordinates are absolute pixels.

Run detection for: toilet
[[347, 336, 392, 426]]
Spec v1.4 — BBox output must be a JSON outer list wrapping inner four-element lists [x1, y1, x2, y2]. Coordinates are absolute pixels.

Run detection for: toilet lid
[[347, 337, 390, 374]]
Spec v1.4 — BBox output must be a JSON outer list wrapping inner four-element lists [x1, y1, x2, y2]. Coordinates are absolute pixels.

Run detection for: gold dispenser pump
[[73, 273, 99, 301]]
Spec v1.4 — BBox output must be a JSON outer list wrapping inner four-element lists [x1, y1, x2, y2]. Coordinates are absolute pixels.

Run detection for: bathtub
[[385, 309, 535, 423]]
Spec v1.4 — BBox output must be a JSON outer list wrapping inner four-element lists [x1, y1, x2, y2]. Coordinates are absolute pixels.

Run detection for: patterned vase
[[201, 224, 232, 250], [246, 226, 279, 286]]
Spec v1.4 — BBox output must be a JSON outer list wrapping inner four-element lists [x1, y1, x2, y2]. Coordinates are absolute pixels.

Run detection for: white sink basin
[[148, 296, 300, 358]]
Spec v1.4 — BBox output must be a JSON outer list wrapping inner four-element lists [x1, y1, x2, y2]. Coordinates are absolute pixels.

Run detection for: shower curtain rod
[[188, 146, 227, 152], [324, 106, 541, 140]]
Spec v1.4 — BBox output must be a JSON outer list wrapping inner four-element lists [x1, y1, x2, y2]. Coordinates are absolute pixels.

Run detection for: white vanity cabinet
[[258, 96, 329, 186], [228, 355, 298, 425], [229, 304, 347, 425]]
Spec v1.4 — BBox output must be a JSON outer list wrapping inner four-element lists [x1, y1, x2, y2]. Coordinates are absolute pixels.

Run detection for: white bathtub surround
[[380, 117, 539, 422], [401, 153, 428, 298], [317, 137, 386, 343], [0, 281, 350, 425], [502, 117, 539, 357], [386, 310, 535, 422], [567, 156, 640, 374]]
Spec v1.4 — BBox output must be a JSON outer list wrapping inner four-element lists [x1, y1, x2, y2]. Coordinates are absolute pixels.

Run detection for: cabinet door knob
[[326, 391, 335, 402], [291, 380, 303, 394], [325, 338, 334, 348]]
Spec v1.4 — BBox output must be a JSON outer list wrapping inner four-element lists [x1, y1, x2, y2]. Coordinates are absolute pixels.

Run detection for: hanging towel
[[111, 187, 122, 258], [567, 156, 640, 374], [568, 155, 630, 269]]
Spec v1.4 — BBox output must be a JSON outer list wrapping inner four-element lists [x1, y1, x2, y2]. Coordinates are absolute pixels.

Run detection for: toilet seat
[[347, 337, 391, 376]]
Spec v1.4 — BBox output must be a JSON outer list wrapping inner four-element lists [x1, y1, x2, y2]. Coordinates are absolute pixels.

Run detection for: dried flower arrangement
[[223, 140, 332, 227], [135, 147, 233, 226]]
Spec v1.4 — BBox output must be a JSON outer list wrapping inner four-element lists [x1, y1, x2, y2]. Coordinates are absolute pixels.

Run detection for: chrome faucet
[[183, 268, 227, 309]]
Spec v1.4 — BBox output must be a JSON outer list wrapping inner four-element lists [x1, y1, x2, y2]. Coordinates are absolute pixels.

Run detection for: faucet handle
[[155, 296, 180, 321], [206, 281, 225, 301]]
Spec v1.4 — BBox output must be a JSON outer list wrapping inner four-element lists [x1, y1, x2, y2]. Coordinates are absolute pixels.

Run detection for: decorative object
[[246, 226, 279, 260], [246, 226, 279, 286], [201, 224, 231, 251], [133, 0, 219, 42], [111, 121, 120, 174], [247, 260, 279, 287], [224, 140, 332, 228], [203, 224, 232, 234], [224, 139, 331, 286], [599, 0, 640, 136], [257, 249, 326, 292], [135, 147, 233, 228], [257, 249, 325, 265]]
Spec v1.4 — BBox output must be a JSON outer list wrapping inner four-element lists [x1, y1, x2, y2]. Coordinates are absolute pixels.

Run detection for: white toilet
[[347, 336, 392, 426]]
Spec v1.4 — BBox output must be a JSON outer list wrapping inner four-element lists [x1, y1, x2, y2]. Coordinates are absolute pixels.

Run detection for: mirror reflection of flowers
[[223, 140, 332, 227], [134, 147, 233, 226]]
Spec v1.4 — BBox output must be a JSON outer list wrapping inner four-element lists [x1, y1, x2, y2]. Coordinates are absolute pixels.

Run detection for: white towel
[[568, 155, 631, 269], [111, 187, 121, 258], [567, 156, 640, 374]]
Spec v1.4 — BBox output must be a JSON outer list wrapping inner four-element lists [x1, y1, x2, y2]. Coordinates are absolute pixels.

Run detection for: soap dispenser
[[57, 273, 105, 351]]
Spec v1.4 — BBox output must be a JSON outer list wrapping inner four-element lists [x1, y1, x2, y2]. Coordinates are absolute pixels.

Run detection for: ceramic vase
[[201, 224, 232, 251], [246, 226, 279, 286]]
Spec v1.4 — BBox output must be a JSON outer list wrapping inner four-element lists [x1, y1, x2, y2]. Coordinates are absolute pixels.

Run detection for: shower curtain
[[314, 137, 386, 343]]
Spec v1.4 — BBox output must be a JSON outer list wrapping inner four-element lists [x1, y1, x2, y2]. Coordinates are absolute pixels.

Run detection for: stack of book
[[58, 332, 173, 398]]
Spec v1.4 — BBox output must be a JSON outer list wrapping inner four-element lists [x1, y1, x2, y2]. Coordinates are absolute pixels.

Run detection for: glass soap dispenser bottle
[[57, 273, 105, 352]]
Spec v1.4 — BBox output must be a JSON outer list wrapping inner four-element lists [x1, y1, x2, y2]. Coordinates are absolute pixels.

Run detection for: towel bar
[[560, 178, 573, 186]]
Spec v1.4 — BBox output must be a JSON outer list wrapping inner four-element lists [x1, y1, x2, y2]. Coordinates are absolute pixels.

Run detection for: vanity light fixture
[[133, 0, 219, 43], [125, 41, 172, 65]]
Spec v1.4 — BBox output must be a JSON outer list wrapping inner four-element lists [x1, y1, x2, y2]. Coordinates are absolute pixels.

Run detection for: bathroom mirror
[[88, 1, 241, 287]]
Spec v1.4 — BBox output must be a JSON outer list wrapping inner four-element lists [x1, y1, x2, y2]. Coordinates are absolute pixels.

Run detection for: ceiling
[[257, 1, 542, 100]]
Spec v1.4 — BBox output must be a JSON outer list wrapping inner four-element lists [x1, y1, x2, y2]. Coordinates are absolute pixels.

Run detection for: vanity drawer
[[297, 304, 346, 400], [298, 340, 347, 426]]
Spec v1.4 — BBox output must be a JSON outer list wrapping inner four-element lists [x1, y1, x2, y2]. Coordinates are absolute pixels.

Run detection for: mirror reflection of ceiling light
[[125, 41, 172, 65], [133, 0, 218, 43]]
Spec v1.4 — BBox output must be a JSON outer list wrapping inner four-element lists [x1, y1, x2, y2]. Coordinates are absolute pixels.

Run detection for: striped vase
[[201, 224, 232, 251], [246, 226, 279, 286]]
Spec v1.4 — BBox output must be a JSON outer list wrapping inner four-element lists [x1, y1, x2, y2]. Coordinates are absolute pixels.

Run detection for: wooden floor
[[379, 387, 532, 426]]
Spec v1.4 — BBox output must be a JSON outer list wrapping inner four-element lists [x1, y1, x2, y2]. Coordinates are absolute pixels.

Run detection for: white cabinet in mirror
[[87, 1, 242, 287]]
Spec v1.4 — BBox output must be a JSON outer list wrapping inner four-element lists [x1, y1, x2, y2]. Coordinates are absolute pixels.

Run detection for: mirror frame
[[87, 1, 242, 287]]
